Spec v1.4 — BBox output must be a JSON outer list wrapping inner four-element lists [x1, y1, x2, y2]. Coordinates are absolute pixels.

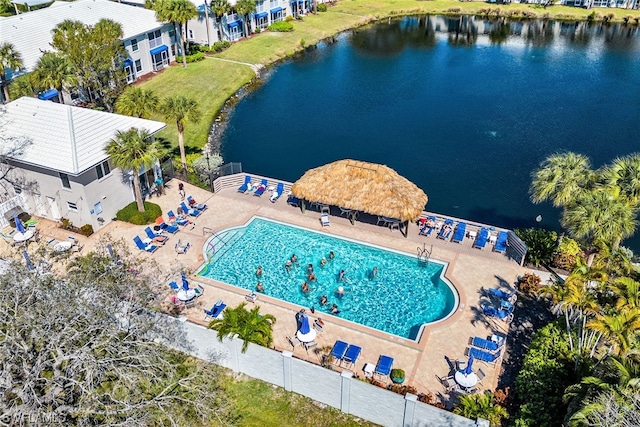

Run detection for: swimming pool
[[197, 217, 458, 340]]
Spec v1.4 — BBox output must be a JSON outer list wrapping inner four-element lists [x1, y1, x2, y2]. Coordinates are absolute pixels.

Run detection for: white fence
[[172, 318, 481, 427]]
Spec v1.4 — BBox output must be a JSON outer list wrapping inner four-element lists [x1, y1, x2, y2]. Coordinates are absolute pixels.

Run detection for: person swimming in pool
[[371, 266, 378, 279], [301, 282, 310, 293], [308, 271, 317, 282], [329, 251, 335, 261], [291, 254, 298, 263], [307, 263, 314, 273], [320, 257, 327, 267], [331, 304, 340, 315], [285, 260, 292, 272], [320, 295, 328, 305], [256, 282, 264, 293], [338, 270, 346, 282], [256, 265, 263, 277], [336, 286, 345, 298]]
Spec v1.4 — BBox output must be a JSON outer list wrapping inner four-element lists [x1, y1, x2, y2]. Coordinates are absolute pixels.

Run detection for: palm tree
[[208, 302, 276, 352], [115, 87, 159, 119], [234, 0, 256, 39], [530, 152, 595, 208], [155, 0, 197, 68], [539, 281, 576, 351], [0, 42, 23, 102], [562, 188, 638, 249], [602, 153, 640, 206], [591, 240, 634, 279], [210, 0, 231, 41], [159, 94, 200, 173], [609, 277, 640, 310], [31, 52, 76, 104], [453, 392, 508, 426], [586, 307, 640, 357], [105, 128, 163, 212]]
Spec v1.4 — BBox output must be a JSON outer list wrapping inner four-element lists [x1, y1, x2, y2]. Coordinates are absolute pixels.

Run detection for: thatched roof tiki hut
[[290, 159, 428, 237]]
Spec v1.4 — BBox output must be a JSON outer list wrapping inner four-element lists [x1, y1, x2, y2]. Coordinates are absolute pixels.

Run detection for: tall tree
[[51, 19, 127, 111], [105, 128, 162, 212], [160, 94, 200, 173], [115, 87, 159, 119], [31, 52, 76, 104], [234, 0, 256, 39], [155, 0, 197, 68], [586, 308, 640, 357], [0, 42, 23, 102], [562, 188, 638, 249], [610, 277, 640, 310], [210, 0, 231, 41], [208, 302, 276, 352], [602, 153, 640, 206], [530, 152, 595, 208]]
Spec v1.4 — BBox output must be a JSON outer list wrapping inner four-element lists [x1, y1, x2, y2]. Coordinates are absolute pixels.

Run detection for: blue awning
[[123, 58, 133, 68], [150, 45, 168, 56], [270, 6, 282, 13], [37, 89, 59, 101], [255, 11, 268, 19], [228, 21, 240, 28]]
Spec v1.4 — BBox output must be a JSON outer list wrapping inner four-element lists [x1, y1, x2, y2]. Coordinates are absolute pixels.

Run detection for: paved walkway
[[2, 178, 527, 403]]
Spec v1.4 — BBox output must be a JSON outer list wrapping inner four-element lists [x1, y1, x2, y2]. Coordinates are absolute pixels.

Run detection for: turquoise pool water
[[197, 217, 457, 339]]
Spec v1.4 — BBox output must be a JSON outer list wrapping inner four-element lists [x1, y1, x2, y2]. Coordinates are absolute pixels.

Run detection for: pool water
[[197, 217, 457, 340]]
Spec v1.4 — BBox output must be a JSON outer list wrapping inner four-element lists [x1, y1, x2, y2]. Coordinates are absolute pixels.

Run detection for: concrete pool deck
[[4, 178, 527, 403]]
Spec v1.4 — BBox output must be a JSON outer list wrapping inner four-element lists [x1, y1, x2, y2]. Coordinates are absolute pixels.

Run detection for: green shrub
[[317, 3, 327, 12], [553, 237, 582, 271], [79, 224, 94, 237], [116, 202, 162, 225], [518, 272, 542, 296], [269, 21, 294, 32], [284, 15, 294, 22], [515, 321, 577, 427], [514, 228, 558, 267], [208, 40, 231, 52], [254, 27, 261, 33], [175, 52, 205, 63]]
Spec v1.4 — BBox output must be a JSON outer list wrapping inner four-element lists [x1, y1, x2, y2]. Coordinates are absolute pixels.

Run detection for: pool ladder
[[417, 243, 432, 265]]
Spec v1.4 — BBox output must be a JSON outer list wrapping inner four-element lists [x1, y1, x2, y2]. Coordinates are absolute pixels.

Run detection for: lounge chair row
[[419, 217, 509, 252], [237, 175, 285, 203]]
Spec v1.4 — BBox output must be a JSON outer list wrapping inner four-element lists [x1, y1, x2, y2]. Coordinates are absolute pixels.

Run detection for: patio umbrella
[[464, 353, 474, 376], [181, 273, 189, 291], [299, 314, 311, 334], [22, 250, 35, 271], [14, 214, 26, 233]]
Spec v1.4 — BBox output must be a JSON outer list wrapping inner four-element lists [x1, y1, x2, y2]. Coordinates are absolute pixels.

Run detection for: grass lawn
[[139, 0, 640, 151], [139, 58, 255, 155], [222, 374, 377, 427]]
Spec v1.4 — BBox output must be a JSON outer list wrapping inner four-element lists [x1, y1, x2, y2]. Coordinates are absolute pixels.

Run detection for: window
[[13, 186, 21, 195], [67, 201, 78, 211], [147, 29, 162, 49], [189, 29, 194, 39], [135, 59, 142, 73], [59, 173, 71, 189], [131, 38, 139, 51], [96, 160, 111, 179]]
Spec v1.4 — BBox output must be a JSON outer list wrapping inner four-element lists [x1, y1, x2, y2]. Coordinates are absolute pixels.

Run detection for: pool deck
[[4, 179, 527, 404]]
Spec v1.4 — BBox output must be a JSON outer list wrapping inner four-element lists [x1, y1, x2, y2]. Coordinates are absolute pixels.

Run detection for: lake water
[[221, 16, 640, 249]]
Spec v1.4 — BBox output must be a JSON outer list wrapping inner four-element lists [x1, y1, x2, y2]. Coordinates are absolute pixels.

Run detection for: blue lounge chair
[[204, 300, 226, 320], [237, 175, 251, 193], [437, 219, 454, 240], [342, 344, 362, 369], [169, 281, 180, 292], [483, 304, 513, 322], [472, 336, 502, 352], [489, 288, 517, 302], [180, 201, 201, 217], [270, 182, 284, 203], [494, 231, 508, 253], [133, 236, 158, 253], [473, 228, 490, 249], [330, 340, 348, 362], [375, 355, 394, 379], [156, 217, 179, 234], [287, 195, 300, 207], [187, 195, 207, 211], [144, 226, 168, 243], [452, 222, 467, 243], [168, 210, 189, 226], [254, 179, 268, 197], [419, 216, 437, 237], [469, 347, 502, 364]]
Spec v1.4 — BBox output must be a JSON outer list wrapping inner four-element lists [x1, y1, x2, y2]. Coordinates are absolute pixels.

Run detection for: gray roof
[[0, 0, 164, 72], [10, 0, 52, 7], [2, 97, 166, 176]]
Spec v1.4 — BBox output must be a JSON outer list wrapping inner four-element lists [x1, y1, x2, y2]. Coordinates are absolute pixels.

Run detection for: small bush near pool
[[269, 21, 294, 32], [317, 3, 327, 11], [116, 202, 162, 225]]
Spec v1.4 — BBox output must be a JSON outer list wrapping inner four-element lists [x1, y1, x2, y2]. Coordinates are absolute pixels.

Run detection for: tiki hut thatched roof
[[290, 159, 428, 222]]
